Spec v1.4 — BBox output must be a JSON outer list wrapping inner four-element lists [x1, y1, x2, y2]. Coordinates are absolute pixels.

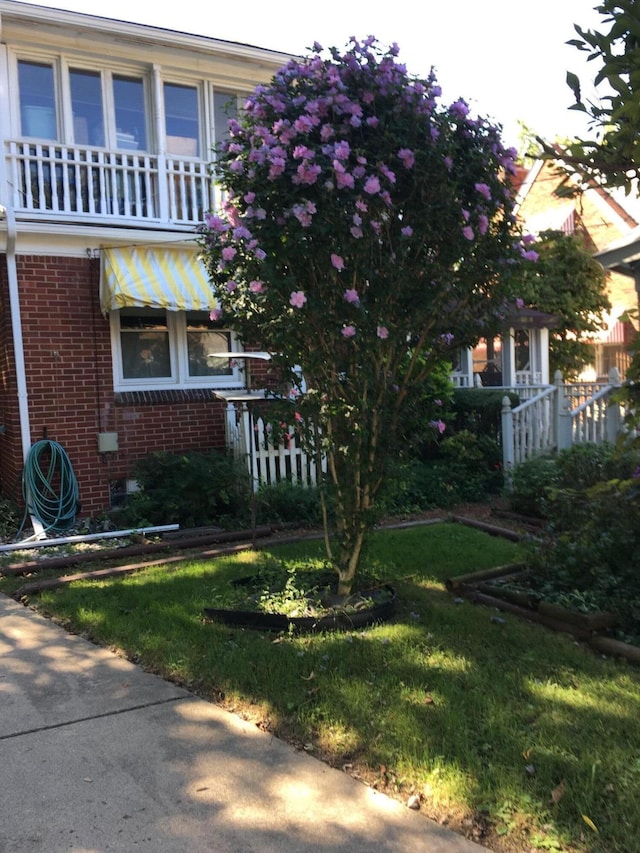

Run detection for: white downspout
[[1, 203, 32, 463]]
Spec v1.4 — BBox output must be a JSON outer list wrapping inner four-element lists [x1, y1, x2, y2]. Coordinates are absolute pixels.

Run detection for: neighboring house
[[514, 156, 640, 379], [0, 1, 292, 515]]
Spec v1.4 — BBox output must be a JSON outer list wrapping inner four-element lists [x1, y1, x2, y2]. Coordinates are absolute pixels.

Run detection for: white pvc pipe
[[0, 524, 180, 553]]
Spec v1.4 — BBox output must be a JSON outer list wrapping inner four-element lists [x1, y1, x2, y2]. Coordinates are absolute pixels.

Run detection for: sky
[[19, 0, 605, 150]]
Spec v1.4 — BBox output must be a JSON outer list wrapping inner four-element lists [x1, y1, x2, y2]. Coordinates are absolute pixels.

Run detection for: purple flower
[[522, 250, 539, 262], [478, 214, 489, 235], [209, 308, 223, 321], [290, 290, 307, 308], [364, 175, 381, 194], [377, 326, 389, 339], [249, 280, 264, 293], [516, 297, 525, 308], [226, 280, 237, 293], [475, 182, 492, 200], [341, 325, 356, 338], [397, 148, 415, 168], [450, 99, 470, 119], [401, 225, 413, 237], [222, 246, 237, 261], [343, 288, 360, 305], [331, 253, 345, 270], [462, 226, 474, 241], [430, 419, 446, 435]]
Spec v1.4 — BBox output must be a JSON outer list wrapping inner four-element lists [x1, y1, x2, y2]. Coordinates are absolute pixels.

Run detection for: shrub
[[0, 497, 19, 542], [117, 449, 252, 529], [452, 388, 520, 443], [255, 481, 323, 527]]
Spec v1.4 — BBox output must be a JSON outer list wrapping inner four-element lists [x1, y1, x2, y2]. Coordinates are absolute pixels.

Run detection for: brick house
[[0, 1, 291, 517]]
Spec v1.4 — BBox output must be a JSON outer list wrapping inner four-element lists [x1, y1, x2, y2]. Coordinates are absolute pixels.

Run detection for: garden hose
[[18, 439, 80, 538]]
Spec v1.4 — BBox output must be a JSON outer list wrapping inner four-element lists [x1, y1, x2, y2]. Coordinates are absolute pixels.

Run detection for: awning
[[100, 247, 215, 313]]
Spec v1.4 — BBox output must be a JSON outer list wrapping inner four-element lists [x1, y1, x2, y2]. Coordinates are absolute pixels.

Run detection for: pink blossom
[[430, 419, 446, 434], [289, 290, 307, 308], [334, 140, 350, 159], [243, 191, 256, 204], [364, 175, 381, 194], [350, 226, 363, 239], [343, 288, 360, 304], [226, 280, 237, 292], [377, 326, 389, 339], [341, 325, 356, 338], [222, 246, 237, 261], [516, 297, 525, 308], [522, 250, 539, 262], [397, 148, 415, 168], [443, 155, 453, 171], [331, 253, 345, 270], [475, 182, 492, 200], [249, 280, 264, 293], [401, 225, 413, 237], [462, 226, 474, 240], [205, 214, 229, 233], [209, 308, 223, 321], [478, 214, 489, 235]]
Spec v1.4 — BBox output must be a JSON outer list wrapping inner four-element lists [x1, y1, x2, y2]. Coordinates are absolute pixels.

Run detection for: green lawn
[[13, 522, 640, 853]]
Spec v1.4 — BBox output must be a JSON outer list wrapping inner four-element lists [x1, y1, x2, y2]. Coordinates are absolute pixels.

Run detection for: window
[[18, 60, 57, 139], [213, 90, 238, 147], [113, 75, 147, 151], [164, 82, 199, 157], [111, 309, 242, 390], [70, 68, 104, 146]]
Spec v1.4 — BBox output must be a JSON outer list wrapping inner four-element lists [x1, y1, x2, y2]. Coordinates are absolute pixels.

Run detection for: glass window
[[113, 75, 147, 151], [164, 82, 199, 157], [70, 69, 104, 146], [18, 60, 57, 139], [213, 90, 237, 147], [185, 313, 232, 377], [119, 309, 171, 379]]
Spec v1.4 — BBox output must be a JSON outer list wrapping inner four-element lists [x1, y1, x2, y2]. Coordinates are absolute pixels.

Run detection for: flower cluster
[[198, 36, 524, 360]]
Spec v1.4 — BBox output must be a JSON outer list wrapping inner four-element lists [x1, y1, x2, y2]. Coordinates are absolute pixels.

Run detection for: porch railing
[[501, 368, 623, 474], [6, 140, 217, 225]]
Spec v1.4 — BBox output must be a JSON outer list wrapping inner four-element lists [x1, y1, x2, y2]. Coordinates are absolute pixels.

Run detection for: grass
[[5, 522, 640, 853]]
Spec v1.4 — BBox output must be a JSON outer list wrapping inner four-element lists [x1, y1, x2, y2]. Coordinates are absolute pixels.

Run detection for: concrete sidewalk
[[0, 594, 482, 853]]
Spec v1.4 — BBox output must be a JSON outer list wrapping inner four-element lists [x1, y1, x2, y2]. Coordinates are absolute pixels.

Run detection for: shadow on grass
[[30, 524, 640, 853]]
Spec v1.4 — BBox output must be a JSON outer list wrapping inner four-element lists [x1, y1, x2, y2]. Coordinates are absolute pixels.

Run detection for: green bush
[[0, 497, 19, 542], [452, 388, 519, 443], [255, 481, 322, 527], [117, 449, 252, 529]]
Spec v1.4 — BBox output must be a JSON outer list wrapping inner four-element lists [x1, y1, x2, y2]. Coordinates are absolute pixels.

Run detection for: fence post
[[606, 366, 622, 444], [501, 395, 515, 487]]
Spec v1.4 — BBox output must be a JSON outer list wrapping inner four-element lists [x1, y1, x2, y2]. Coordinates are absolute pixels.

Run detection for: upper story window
[[18, 60, 57, 139], [14, 52, 240, 160], [164, 82, 199, 157], [113, 75, 147, 151], [111, 308, 242, 391], [70, 68, 104, 146]]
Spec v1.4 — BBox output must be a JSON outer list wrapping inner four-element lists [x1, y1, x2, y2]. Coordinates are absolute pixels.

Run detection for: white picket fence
[[501, 368, 624, 473], [225, 402, 325, 491]]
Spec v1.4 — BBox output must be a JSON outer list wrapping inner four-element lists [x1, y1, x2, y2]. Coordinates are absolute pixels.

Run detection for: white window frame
[[109, 308, 244, 392]]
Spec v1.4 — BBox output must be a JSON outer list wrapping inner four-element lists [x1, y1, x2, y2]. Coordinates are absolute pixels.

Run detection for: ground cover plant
[[14, 523, 640, 853], [506, 442, 640, 645]]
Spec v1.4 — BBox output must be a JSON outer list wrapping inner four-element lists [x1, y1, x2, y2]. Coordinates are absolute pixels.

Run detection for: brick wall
[[1, 254, 230, 517]]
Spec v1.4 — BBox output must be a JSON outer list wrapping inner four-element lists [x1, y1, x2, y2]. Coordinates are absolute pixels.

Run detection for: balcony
[[6, 140, 219, 228]]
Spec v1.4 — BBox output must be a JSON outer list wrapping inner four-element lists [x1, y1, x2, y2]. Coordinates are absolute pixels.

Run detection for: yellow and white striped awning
[[100, 247, 216, 313]]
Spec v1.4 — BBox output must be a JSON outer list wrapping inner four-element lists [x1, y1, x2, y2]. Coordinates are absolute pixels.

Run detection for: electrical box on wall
[[98, 432, 119, 453]]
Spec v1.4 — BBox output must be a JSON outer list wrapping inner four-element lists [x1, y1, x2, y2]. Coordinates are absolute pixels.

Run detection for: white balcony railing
[[6, 140, 217, 226]]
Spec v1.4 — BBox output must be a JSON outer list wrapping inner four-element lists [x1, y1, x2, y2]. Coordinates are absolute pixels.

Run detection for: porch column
[[537, 328, 550, 385], [502, 328, 515, 388]]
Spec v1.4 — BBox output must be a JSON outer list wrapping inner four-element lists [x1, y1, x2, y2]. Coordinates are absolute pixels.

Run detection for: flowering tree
[[199, 38, 531, 596]]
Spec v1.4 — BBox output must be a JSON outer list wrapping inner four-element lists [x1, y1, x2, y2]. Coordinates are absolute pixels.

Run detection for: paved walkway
[[0, 593, 482, 853]]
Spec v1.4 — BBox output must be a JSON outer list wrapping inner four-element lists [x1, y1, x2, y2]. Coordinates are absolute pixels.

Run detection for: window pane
[[120, 310, 170, 379], [70, 69, 104, 146], [113, 75, 147, 150], [164, 82, 199, 157], [18, 61, 57, 139], [185, 314, 232, 376], [213, 91, 237, 147]]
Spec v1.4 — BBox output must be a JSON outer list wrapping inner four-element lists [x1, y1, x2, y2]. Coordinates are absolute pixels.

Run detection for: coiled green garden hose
[[19, 439, 80, 538]]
